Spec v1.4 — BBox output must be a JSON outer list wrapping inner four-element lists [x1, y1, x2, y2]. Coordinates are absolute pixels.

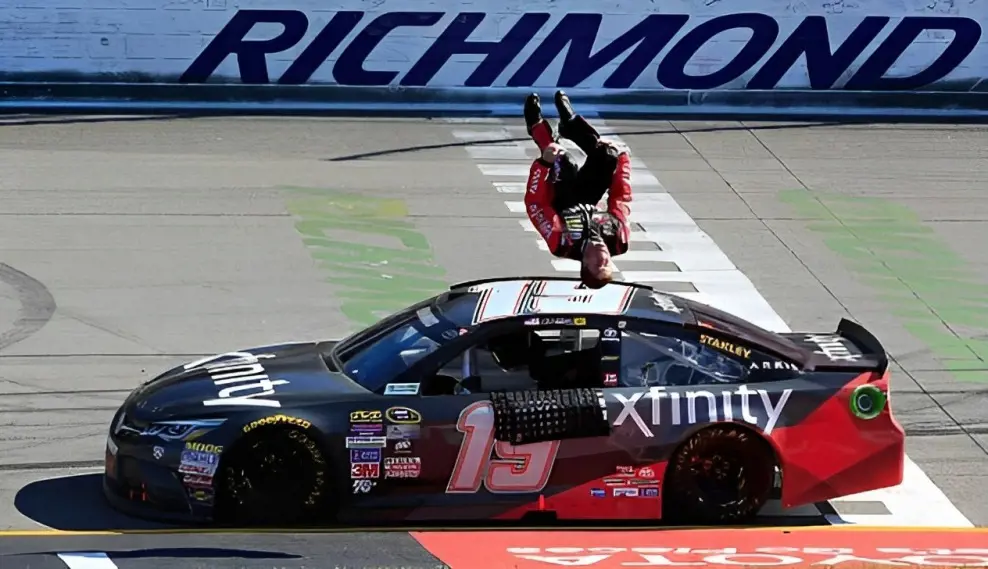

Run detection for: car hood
[[126, 340, 364, 421]]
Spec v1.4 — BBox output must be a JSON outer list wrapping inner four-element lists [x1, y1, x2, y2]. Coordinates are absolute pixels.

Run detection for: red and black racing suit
[[524, 118, 632, 261]]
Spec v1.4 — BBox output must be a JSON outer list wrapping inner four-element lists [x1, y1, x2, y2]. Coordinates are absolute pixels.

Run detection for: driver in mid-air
[[524, 91, 633, 289]]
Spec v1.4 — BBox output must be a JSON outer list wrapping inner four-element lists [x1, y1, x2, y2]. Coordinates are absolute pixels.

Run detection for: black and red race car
[[104, 276, 904, 526]]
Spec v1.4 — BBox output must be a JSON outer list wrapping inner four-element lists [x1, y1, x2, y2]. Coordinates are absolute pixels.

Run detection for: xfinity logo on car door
[[611, 386, 793, 436]]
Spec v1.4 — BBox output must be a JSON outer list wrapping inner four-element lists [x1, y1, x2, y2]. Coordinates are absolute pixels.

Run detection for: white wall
[[1, 0, 985, 90]]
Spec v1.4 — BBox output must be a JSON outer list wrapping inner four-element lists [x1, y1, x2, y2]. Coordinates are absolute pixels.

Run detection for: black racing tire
[[214, 427, 331, 526], [662, 424, 776, 525]]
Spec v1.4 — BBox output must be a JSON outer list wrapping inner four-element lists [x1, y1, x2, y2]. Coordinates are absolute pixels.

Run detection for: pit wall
[[3, 0, 987, 118]]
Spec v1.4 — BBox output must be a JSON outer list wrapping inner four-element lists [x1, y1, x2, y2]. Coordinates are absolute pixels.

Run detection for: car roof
[[445, 276, 806, 362], [447, 276, 691, 325]]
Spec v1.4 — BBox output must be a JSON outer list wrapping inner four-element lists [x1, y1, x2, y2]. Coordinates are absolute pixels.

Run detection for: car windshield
[[337, 293, 478, 391]]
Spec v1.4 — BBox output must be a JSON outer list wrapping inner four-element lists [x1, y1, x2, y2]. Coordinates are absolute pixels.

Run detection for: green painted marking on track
[[780, 190, 988, 382], [284, 187, 448, 329]]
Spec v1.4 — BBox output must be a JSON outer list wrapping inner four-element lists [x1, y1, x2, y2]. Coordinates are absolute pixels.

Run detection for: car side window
[[430, 327, 606, 394], [619, 322, 800, 387]]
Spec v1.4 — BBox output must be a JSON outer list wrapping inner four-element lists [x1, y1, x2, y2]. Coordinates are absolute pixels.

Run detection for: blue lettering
[[845, 16, 982, 90], [180, 10, 308, 84], [509, 14, 689, 89], [658, 13, 778, 90], [181, 10, 981, 91], [280, 11, 364, 84], [402, 13, 550, 87], [747, 16, 889, 89], [333, 12, 444, 86]]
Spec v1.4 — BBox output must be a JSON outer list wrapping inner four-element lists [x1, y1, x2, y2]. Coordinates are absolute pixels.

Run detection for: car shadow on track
[[14, 472, 831, 532], [14, 472, 178, 531]]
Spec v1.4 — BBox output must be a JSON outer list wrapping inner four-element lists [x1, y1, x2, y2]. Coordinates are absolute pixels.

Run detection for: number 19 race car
[[104, 276, 904, 526]]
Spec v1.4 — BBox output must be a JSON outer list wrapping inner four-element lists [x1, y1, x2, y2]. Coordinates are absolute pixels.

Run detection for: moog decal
[[186, 351, 287, 408], [181, 10, 982, 91]]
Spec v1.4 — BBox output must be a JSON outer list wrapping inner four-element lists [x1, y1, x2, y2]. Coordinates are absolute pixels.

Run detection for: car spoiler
[[796, 318, 889, 375]]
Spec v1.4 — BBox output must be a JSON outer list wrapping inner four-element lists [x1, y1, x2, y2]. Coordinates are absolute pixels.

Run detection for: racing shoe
[[525, 92, 557, 152], [554, 90, 576, 123], [555, 90, 601, 154]]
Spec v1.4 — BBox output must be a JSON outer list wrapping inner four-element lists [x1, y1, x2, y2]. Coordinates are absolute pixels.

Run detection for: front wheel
[[214, 427, 330, 526], [662, 425, 775, 524]]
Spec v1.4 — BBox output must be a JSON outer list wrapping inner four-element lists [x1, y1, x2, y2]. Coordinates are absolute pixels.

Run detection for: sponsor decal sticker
[[805, 334, 862, 362], [351, 462, 380, 479], [386, 406, 422, 424], [353, 479, 376, 494], [700, 334, 751, 358], [603, 372, 618, 387], [243, 413, 311, 433], [178, 449, 219, 476], [350, 448, 381, 463], [613, 487, 639, 497], [650, 293, 682, 314], [393, 439, 413, 454], [346, 436, 387, 449], [590, 488, 605, 498], [186, 351, 287, 408], [350, 410, 383, 423], [384, 456, 422, 479], [384, 383, 420, 395], [387, 424, 421, 440], [185, 442, 223, 454], [152, 446, 164, 460], [611, 386, 792, 436], [350, 423, 384, 435]]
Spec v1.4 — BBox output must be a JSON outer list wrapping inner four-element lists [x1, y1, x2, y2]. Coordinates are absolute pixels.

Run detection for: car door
[[378, 320, 642, 520]]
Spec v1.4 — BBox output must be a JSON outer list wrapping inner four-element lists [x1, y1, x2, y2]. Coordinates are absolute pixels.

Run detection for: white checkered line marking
[[445, 117, 972, 527]]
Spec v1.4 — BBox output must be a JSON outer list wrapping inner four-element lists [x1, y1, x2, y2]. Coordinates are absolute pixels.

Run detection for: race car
[[103, 276, 905, 526]]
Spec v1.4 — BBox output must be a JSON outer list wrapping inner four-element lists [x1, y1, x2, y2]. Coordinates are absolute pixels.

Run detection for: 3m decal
[[386, 406, 422, 424], [350, 410, 383, 423], [187, 351, 287, 408], [182, 10, 981, 92], [472, 280, 634, 324], [446, 401, 560, 494], [351, 462, 380, 479], [805, 334, 862, 362], [611, 386, 793, 436], [700, 334, 751, 358]]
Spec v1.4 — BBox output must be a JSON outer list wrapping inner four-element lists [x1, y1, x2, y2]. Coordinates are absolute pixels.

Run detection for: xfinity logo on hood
[[184, 351, 287, 408], [612, 386, 792, 436]]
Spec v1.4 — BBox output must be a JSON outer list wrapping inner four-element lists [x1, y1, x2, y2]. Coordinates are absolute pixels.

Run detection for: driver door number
[[446, 401, 560, 493]]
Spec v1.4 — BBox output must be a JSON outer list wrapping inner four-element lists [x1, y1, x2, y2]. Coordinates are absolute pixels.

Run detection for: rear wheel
[[214, 427, 330, 526], [662, 425, 775, 524]]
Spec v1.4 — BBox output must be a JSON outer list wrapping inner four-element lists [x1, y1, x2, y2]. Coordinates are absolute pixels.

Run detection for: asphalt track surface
[[0, 114, 986, 567]]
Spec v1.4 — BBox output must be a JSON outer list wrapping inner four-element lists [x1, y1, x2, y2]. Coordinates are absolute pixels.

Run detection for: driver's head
[[581, 241, 615, 289]]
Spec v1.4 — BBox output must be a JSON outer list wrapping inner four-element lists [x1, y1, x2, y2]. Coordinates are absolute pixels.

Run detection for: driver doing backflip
[[524, 91, 633, 289]]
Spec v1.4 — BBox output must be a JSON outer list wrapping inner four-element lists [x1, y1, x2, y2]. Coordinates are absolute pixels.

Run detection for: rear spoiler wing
[[808, 318, 889, 375]]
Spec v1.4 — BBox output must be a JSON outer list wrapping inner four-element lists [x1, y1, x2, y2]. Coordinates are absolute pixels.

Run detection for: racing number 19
[[446, 401, 560, 493]]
